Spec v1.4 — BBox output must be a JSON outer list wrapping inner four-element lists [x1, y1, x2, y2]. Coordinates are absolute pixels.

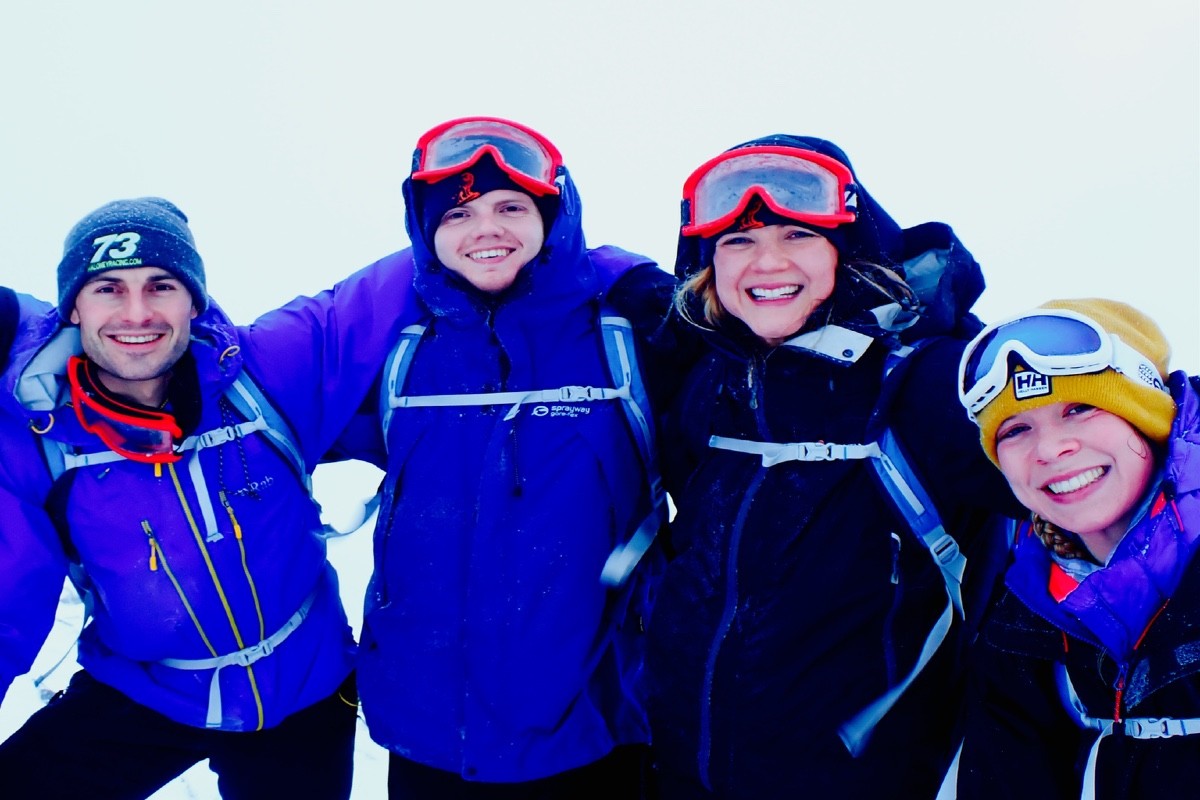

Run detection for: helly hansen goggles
[[68, 356, 183, 464], [680, 146, 857, 237], [412, 116, 563, 197], [958, 308, 1167, 420]]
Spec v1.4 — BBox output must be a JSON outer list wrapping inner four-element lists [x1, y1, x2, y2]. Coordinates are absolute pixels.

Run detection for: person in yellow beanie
[[954, 298, 1200, 799]]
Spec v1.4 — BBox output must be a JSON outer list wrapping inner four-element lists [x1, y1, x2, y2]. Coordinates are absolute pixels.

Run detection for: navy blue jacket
[[647, 133, 1018, 799]]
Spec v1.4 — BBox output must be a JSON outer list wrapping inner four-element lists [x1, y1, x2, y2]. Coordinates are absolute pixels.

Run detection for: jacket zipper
[[167, 461, 266, 730]]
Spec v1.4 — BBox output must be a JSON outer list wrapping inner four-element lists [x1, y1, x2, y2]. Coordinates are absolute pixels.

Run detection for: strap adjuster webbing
[[159, 589, 317, 728], [708, 435, 881, 467]]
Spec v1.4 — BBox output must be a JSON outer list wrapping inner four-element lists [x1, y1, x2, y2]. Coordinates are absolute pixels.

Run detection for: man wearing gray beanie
[[0, 196, 418, 798]]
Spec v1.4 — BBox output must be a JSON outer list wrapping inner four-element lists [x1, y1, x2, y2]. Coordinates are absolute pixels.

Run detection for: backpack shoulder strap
[[222, 370, 310, 491], [598, 307, 668, 587], [839, 339, 968, 755], [867, 340, 966, 614], [379, 322, 430, 445]]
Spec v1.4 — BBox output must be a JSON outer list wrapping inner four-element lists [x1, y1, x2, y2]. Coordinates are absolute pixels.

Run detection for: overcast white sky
[[0, 3, 1195, 796], [0, 1, 1196, 371]]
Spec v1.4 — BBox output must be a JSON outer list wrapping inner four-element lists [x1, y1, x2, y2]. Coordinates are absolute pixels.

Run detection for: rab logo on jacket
[[229, 473, 277, 498]]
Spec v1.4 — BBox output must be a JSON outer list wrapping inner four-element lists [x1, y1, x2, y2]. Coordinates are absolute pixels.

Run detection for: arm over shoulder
[[236, 249, 418, 466]]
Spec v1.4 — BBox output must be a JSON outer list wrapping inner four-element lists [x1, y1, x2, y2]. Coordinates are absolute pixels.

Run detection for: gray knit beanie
[[57, 197, 207, 319]]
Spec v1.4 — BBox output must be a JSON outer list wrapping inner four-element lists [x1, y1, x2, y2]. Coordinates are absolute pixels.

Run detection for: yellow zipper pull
[[219, 491, 244, 540], [154, 463, 162, 479], [142, 520, 158, 571]]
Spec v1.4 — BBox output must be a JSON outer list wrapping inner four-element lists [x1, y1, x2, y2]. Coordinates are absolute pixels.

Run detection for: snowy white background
[[0, 1, 1196, 797]]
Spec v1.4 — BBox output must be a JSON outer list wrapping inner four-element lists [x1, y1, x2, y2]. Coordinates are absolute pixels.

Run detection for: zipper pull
[[141, 520, 158, 572], [154, 463, 162, 479], [1113, 663, 1128, 724], [219, 491, 244, 540]]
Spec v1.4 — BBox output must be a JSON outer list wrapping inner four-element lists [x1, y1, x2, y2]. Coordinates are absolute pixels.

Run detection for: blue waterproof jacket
[[0, 253, 413, 731], [343, 165, 666, 781]]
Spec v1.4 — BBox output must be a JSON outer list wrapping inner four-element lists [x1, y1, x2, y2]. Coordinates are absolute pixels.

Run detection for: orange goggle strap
[[67, 356, 182, 463]]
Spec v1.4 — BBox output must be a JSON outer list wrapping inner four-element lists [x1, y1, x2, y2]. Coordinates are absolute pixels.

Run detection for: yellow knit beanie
[[975, 298, 1175, 465]]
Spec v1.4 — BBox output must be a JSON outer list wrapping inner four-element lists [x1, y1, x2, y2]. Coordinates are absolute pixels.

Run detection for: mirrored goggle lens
[[684, 150, 855, 235], [415, 119, 560, 192], [962, 315, 1106, 390]]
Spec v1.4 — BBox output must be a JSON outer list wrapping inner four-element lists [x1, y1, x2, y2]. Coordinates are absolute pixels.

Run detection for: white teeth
[[1047, 467, 1105, 495], [114, 334, 161, 344], [468, 248, 512, 261], [749, 286, 800, 300]]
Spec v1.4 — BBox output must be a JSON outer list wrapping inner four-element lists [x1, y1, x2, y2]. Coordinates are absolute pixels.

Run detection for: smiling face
[[69, 266, 197, 406], [712, 223, 839, 345], [432, 189, 545, 294], [994, 401, 1156, 562]]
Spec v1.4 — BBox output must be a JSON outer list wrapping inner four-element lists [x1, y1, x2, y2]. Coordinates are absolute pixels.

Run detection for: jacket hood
[[401, 157, 598, 318], [3, 301, 244, 430], [674, 134, 904, 280]]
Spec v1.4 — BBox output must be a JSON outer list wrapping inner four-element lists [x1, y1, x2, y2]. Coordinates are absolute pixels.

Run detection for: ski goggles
[[411, 116, 563, 197], [958, 308, 1167, 419], [68, 356, 182, 463], [681, 145, 857, 237]]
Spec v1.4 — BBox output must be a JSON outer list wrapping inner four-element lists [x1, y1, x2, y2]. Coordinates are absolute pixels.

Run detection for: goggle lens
[[682, 147, 856, 236], [413, 117, 562, 196], [962, 315, 1105, 388]]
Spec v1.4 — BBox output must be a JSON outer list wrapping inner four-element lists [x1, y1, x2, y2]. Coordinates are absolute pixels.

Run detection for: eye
[[784, 227, 818, 240], [1065, 403, 1097, 418], [716, 234, 753, 247], [995, 421, 1030, 443], [150, 281, 178, 292], [440, 208, 469, 224], [499, 202, 529, 214]]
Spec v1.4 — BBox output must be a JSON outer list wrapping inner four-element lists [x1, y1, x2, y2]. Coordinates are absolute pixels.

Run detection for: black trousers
[[0, 669, 357, 800], [387, 743, 652, 800]]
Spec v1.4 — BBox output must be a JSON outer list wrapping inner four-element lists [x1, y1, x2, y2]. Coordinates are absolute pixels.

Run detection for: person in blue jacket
[[0, 197, 413, 798], [955, 299, 1200, 799], [645, 135, 1022, 799], [335, 116, 676, 798]]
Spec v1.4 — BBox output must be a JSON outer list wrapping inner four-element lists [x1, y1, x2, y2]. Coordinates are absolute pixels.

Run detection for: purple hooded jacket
[[0, 251, 414, 731]]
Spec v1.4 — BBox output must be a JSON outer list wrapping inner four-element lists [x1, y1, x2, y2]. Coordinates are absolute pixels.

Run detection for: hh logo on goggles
[[1014, 371, 1051, 401]]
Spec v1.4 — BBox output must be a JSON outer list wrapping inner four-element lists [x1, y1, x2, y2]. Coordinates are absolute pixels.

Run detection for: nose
[[750, 237, 792, 272], [1034, 424, 1080, 463], [470, 209, 504, 238], [120, 291, 155, 324]]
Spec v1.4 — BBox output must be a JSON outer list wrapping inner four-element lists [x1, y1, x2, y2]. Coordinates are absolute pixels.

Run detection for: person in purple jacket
[[0, 197, 413, 798], [337, 116, 680, 799], [956, 298, 1200, 799]]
